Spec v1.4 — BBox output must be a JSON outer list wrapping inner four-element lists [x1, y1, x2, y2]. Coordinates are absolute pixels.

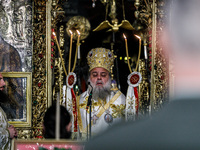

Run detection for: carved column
[[32, 0, 48, 138], [150, 0, 169, 112], [51, 0, 65, 104]]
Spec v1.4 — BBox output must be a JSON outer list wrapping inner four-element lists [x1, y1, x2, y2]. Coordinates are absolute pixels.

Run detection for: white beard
[[89, 78, 111, 101]]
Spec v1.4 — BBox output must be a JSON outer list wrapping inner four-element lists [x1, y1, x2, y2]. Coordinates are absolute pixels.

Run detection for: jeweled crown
[[87, 47, 115, 72]]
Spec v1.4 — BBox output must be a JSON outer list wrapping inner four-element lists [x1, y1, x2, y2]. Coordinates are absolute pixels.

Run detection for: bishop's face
[[89, 67, 110, 88], [0, 73, 5, 91]]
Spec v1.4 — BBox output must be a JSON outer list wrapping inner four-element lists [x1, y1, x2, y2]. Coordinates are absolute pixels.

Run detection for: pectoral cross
[[92, 115, 99, 124]]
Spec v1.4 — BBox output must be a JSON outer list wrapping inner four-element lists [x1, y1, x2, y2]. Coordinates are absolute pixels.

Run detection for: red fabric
[[71, 88, 77, 132], [134, 87, 139, 115]]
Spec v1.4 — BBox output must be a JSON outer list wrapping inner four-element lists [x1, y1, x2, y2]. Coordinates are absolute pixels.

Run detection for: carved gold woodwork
[[59, 25, 65, 49], [53, 58, 64, 104], [150, 0, 169, 112], [32, 0, 65, 139], [136, 0, 168, 114], [31, 0, 67, 139], [15, 128, 32, 139], [51, 1, 65, 104], [32, 0, 48, 139], [139, 59, 150, 115]]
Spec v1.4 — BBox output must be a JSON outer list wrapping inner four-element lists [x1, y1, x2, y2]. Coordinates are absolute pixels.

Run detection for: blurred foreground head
[[165, 0, 200, 98], [43, 104, 72, 139]]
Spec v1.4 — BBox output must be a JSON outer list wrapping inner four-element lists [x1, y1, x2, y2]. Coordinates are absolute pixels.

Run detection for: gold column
[[32, 0, 48, 138], [150, 0, 157, 113], [51, 0, 65, 103], [150, 0, 169, 112], [46, 0, 53, 107]]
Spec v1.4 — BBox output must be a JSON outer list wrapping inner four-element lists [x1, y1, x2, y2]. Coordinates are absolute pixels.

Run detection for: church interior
[[1, 0, 199, 149]]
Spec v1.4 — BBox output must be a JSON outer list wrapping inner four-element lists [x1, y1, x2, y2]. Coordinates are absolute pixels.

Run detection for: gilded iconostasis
[[0, 0, 170, 139]]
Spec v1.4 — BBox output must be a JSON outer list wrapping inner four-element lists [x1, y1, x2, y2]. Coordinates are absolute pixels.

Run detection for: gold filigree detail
[[138, 59, 150, 115], [79, 97, 106, 113], [66, 97, 73, 112], [16, 128, 32, 139], [79, 97, 88, 109], [32, 0, 47, 139], [110, 104, 125, 118], [128, 101, 134, 109], [126, 96, 135, 109], [87, 48, 115, 72]]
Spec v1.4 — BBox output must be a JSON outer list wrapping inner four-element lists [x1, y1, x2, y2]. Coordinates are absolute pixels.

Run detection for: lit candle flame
[[76, 30, 80, 35], [123, 33, 127, 39], [69, 30, 73, 35], [135, 34, 141, 39], [52, 32, 56, 36]]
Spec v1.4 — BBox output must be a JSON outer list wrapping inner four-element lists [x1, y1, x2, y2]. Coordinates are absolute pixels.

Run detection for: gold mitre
[[87, 47, 115, 72]]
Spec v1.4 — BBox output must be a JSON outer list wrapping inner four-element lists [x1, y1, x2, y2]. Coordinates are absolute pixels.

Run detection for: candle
[[68, 30, 73, 74], [78, 44, 80, 59], [52, 32, 68, 76], [72, 30, 80, 72], [56, 93, 60, 140], [134, 34, 141, 71], [77, 30, 81, 59], [52, 32, 59, 47], [143, 38, 148, 59], [62, 85, 66, 107], [123, 33, 132, 73]]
